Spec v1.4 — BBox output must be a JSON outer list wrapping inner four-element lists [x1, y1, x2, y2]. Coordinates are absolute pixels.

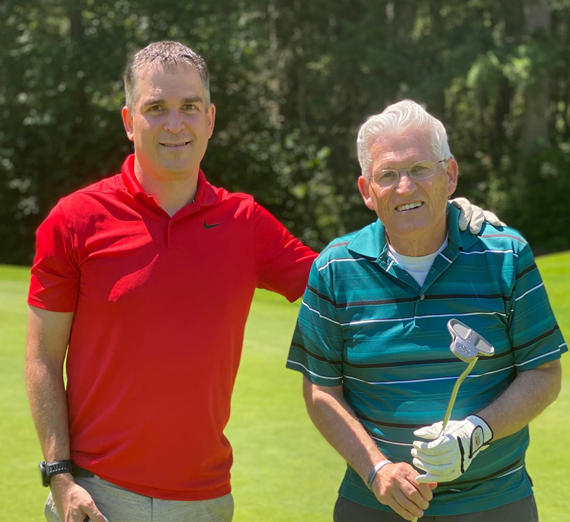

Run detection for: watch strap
[[40, 460, 74, 486]]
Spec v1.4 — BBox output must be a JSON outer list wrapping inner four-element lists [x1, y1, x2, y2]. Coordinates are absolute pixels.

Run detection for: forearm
[[26, 357, 71, 461], [303, 380, 386, 481], [303, 378, 435, 520], [477, 360, 561, 440], [25, 306, 74, 462]]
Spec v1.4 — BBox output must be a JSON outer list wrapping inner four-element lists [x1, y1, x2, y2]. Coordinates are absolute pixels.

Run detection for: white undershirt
[[387, 237, 448, 286]]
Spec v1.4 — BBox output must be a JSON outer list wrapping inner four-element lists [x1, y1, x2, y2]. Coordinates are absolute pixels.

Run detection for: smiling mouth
[[396, 202, 423, 212], [160, 141, 191, 148]]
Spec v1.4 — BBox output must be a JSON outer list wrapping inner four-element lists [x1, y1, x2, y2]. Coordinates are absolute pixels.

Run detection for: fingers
[[412, 435, 455, 455], [412, 432, 463, 483], [412, 478, 434, 503], [372, 462, 433, 521], [415, 472, 440, 484], [390, 489, 426, 521], [83, 503, 109, 522], [451, 197, 505, 233], [52, 480, 108, 522], [385, 481, 430, 521], [450, 197, 472, 232], [482, 210, 506, 227], [413, 416, 490, 484], [412, 456, 458, 477], [412, 422, 442, 440], [413, 448, 462, 483], [467, 208, 485, 235]]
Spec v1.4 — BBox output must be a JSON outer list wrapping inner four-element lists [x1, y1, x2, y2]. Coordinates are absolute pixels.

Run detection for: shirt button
[[419, 294, 425, 300]]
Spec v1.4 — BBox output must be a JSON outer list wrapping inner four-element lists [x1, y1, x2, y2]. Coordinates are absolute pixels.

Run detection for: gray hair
[[356, 100, 451, 178], [124, 41, 210, 110]]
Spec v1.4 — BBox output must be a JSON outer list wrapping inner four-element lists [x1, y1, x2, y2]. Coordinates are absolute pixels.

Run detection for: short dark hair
[[124, 41, 210, 109]]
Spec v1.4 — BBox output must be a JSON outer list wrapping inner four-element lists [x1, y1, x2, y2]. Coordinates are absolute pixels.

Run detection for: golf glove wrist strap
[[465, 415, 493, 451], [366, 460, 393, 489]]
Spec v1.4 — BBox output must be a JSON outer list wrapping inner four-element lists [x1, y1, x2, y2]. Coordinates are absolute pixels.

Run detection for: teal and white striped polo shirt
[[287, 204, 566, 516]]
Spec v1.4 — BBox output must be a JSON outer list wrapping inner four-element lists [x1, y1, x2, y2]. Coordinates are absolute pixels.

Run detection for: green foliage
[[506, 142, 570, 253], [1, 0, 569, 263]]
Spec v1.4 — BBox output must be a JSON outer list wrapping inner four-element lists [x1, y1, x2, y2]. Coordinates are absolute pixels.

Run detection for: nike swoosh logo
[[203, 222, 223, 229]]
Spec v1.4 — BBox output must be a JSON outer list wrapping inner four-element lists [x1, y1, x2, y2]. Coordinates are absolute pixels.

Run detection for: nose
[[395, 171, 417, 193], [164, 109, 184, 133]]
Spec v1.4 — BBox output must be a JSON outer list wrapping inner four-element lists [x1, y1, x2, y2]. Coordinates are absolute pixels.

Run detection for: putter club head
[[447, 319, 495, 362]]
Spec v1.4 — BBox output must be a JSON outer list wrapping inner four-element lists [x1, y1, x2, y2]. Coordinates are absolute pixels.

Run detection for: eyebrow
[[181, 96, 204, 105], [142, 96, 204, 108]]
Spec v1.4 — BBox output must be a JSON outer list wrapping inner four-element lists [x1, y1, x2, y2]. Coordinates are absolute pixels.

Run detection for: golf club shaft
[[440, 357, 478, 432], [411, 357, 478, 522]]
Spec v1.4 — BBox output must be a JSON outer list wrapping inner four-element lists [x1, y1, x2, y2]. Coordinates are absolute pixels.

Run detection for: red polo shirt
[[28, 155, 316, 500]]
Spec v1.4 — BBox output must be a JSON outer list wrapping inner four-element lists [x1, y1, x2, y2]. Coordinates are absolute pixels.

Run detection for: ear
[[446, 158, 459, 197], [206, 103, 216, 139], [358, 176, 376, 211], [122, 106, 134, 141]]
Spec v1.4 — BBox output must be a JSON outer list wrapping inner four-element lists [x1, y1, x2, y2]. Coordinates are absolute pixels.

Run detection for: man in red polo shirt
[[26, 41, 499, 522]]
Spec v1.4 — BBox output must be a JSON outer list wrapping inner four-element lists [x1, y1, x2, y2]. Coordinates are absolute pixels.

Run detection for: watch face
[[39, 462, 49, 487]]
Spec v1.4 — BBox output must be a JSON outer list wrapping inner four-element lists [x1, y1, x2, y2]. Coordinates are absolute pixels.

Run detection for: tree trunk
[[521, 0, 550, 153]]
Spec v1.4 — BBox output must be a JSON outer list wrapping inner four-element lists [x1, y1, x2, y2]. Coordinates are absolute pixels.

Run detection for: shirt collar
[[347, 219, 388, 260], [120, 154, 219, 210], [121, 154, 145, 197], [348, 202, 474, 260]]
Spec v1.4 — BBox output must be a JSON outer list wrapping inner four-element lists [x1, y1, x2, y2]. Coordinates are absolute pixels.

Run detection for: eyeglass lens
[[373, 160, 440, 186]]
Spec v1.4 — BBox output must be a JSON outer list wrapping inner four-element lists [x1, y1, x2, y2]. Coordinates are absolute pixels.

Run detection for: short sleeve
[[508, 243, 567, 370], [286, 261, 345, 386], [252, 202, 316, 302], [28, 202, 80, 312]]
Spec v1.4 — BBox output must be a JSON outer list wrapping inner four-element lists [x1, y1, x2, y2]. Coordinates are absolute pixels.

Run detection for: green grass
[[1, 253, 568, 521], [519, 251, 570, 520], [0, 265, 44, 521]]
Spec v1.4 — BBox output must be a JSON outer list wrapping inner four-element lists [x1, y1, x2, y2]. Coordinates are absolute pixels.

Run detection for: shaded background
[[1, 0, 570, 264]]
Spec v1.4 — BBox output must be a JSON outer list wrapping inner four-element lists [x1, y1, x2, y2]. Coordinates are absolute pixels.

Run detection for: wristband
[[366, 460, 393, 489]]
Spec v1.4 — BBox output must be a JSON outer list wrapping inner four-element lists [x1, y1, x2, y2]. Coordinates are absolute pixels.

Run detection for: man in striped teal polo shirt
[[286, 100, 565, 521]]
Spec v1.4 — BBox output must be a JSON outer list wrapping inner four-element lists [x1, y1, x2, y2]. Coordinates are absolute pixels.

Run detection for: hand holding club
[[412, 415, 493, 483]]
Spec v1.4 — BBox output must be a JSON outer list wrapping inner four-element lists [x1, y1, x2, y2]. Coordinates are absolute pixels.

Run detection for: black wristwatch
[[39, 460, 74, 487]]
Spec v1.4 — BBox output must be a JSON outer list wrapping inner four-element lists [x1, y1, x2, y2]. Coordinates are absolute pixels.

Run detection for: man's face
[[358, 128, 458, 254], [122, 65, 215, 180]]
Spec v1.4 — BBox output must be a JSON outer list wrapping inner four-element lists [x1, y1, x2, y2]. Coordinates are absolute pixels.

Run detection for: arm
[[303, 378, 435, 521], [414, 238, 564, 482], [26, 306, 106, 522], [252, 202, 317, 302], [477, 359, 561, 439]]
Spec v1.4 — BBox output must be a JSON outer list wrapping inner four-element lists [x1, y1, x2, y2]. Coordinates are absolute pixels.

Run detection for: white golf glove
[[411, 415, 493, 483], [450, 197, 506, 234]]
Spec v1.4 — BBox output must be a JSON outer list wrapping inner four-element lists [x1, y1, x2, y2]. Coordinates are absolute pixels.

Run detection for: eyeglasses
[[368, 158, 451, 187]]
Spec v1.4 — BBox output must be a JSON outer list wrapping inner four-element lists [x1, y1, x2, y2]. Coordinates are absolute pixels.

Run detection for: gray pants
[[333, 494, 539, 522], [44, 474, 234, 522]]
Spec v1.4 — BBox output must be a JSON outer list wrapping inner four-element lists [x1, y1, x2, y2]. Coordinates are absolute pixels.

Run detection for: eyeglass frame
[[367, 157, 453, 187]]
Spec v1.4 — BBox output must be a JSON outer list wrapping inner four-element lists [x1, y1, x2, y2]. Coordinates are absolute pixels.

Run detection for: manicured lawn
[[1, 253, 568, 521]]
